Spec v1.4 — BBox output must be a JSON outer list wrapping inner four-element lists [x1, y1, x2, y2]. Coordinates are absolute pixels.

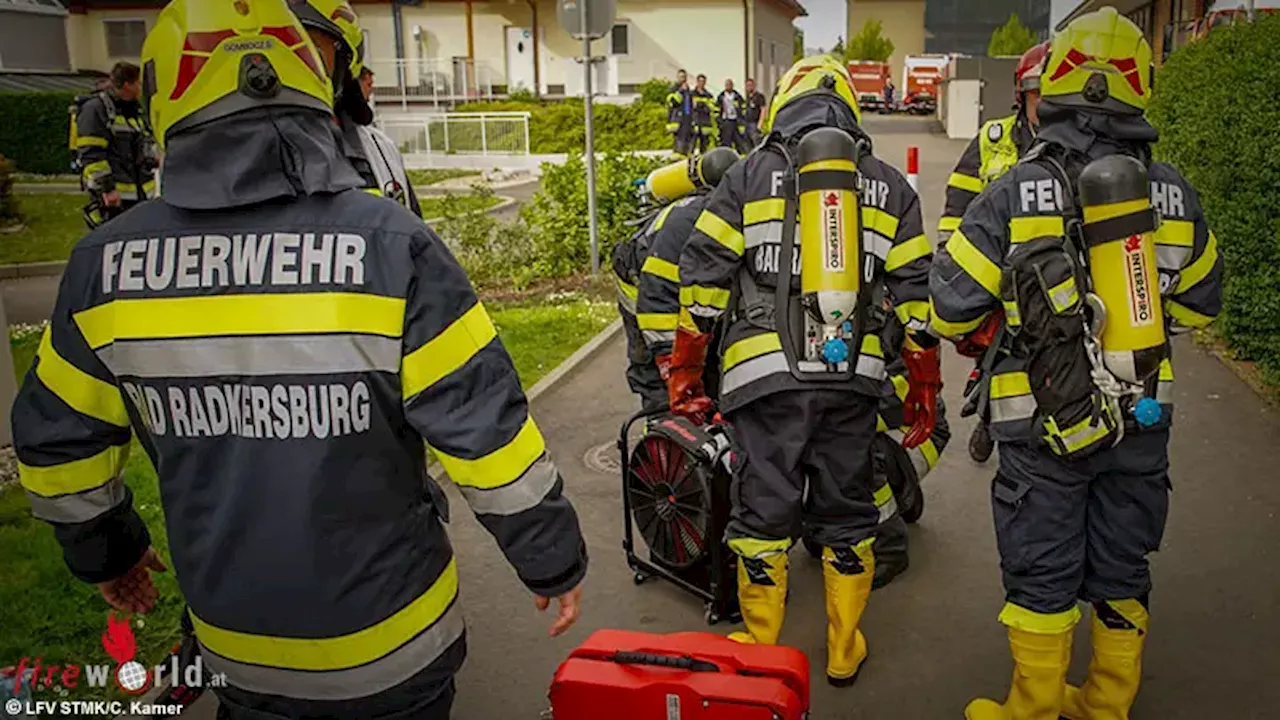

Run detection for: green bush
[[454, 99, 669, 153], [0, 154, 20, 226], [1148, 15, 1280, 386], [638, 77, 673, 105], [0, 91, 77, 174], [432, 187, 537, 289], [520, 152, 669, 278]]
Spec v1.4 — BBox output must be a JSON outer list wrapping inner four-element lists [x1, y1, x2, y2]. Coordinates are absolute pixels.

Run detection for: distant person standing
[[715, 78, 746, 151], [883, 78, 896, 113], [742, 77, 768, 149], [73, 61, 158, 228], [691, 74, 716, 153], [355, 64, 421, 217], [665, 69, 695, 156]]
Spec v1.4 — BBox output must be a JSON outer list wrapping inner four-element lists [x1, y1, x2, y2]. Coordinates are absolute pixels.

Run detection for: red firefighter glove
[[901, 345, 942, 449], [667, 327, 714, 424], [655, 353, 673, 382], [954, 310, 1005, 359]]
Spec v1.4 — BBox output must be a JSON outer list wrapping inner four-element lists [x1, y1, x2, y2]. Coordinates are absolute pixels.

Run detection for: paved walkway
[[44, 116, 1280, 718]]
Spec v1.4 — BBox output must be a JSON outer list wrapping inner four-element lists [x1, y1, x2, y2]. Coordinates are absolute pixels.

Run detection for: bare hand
[[102, 190, 121, 207], [534, 583, 583, 638], [97, 548, 167, 614]]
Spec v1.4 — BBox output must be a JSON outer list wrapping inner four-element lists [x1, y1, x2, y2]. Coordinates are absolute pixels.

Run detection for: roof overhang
[[762, 0, 807, 20], [1056, 0, 1151, 30], [0, 0, 69, 17]]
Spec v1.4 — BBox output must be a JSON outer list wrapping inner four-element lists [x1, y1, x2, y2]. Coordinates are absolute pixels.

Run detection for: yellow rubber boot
[[964, 605, 1078, 719], [1061, 599, 1149, 720], [727, 551, 788, 645], [822, 540, 875, 686]]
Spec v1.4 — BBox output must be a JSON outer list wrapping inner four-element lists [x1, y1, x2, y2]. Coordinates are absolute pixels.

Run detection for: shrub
[[433, 186, 537, 290], [508, 87, 538, 103], [637, 77, 673, 106], [1148, 14, 1280, 385], [453, 99, 669, 154], [0, 154, 20, 226], [0, 91, 77, 174], [520, 152, 669, 278]]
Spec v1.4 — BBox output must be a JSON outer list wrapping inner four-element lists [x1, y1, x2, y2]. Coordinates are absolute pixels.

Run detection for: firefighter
[[669, 55, 939, 686], [929, 9, 1222, 719], [355, 63, 423, 217], [11, 3, 588, 719], [691, 74, 716, 154], [289, 0, 381, 193], [666, 69, 695, 156], [715, 78, 747, 152], [742, 77, 768, 150], [73, 61, 159, 229], [938, 42, 1050, 464]]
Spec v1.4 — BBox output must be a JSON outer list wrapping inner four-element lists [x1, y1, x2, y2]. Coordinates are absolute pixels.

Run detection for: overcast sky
[[796, 0, 1084, 52]]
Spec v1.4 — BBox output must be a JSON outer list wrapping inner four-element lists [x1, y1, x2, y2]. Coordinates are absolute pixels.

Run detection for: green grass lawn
[[0, 296, 612, 703], [11, 329, 40, 383], [0, 193, 85, 265], [11, 173, 80, 185], [418, 191, 502, 220], [406, 168, 480, 187]]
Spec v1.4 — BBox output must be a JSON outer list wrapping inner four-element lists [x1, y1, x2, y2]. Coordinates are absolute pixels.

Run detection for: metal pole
[[581, 3, 600, 274], [1247, 0, 1256, 22]]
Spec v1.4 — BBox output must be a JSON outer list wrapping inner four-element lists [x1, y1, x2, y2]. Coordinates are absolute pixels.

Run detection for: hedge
[[1148, 15, 1280, 387], [0, 91, 76, 175], [455, 98, 670, 153]]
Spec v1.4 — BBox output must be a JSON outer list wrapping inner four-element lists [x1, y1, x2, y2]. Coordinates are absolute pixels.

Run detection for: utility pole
[[1247, 0, 1257, 22], [581, 5, 600, 274]]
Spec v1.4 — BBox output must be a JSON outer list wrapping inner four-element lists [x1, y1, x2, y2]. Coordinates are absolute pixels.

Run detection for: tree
[[846, 19, 895, 63], [988, 13, 1039, 57], [794, 26, 805, 62], [831, 36, 846, 59]]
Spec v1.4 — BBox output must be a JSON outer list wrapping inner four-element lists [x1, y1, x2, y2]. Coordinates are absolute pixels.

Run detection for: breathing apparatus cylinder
[[796, 127, 863, 364], [643, 147, 739, 203], [1078, 154, 1167, 389]]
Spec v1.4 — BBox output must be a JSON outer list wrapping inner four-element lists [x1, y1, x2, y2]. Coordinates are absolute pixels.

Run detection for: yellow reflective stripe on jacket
[[74, 293, 407, 351], [637, 313, 678, 331], [82, 160, 110, 179], [19, 443, 129, 498], [894, 298, 930, 329], [886, 234, 930, 272], [1175, 231, 1218, 294], [116, 180, 158, 194], [652, 203, 678, 231], [998, 602, 1082, 634], [1165, 299, 1214, 329], [1044, 411, 1114, 455], [945, 229, 1002, 297], [695, 211, 745, 255], [192, 557, 459, 671], [723, 333, 782, 371], [891, 373, 909, 401], [615, 275, 638, 314], [1009, 216, 1066, 244], [76, 135, 109, 149], [401, 303, 497, 400], [988, 371, 1036, 424], [873, 482, 894, 507], [938, 216, 962, 234], [1158, 358, 1174, 404], [991, 372, 1031, 398], [862, 207, 899, 238], [929, 299, 988, 338], [641, 256, 680, 283], [436, 415, 546, 490], [948, 172, 984, 194], [679, 284, 731, 310], [1154, 219, 1194, 247], [34, 328, 129, 427], [743, 198, 784, 225]]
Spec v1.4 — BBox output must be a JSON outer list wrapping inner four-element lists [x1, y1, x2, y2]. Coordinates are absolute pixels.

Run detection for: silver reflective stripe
[[864, 231, 892, 261], [198, 601, 465, 701], [1051, 283, 1079, 312], [100, 335, 402, 378], [855, 354, 886, 381], [643, 330, 676, 345], [990, 394, 1037, 423], [458, 454, 559, 516], [745, 221, 783, 249], [721, 351, 790, 395], [877, 494, 899, 523], [1157, 379, 1174, 404], [617, 290, 637, 314], [26, 476, 126, 523], [1156, 245, 1192, 271]]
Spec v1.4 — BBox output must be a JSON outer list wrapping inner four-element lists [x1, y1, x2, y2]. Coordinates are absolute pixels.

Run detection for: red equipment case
[[549, 630, 810, 720]]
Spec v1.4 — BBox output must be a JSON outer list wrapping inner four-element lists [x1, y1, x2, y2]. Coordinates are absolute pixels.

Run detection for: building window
[[1125, 4, 1154, 38], [104, 19, 147, 58], [609, 23, 630, 56]]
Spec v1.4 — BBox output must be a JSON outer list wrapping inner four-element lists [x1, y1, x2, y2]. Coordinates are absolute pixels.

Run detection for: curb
[[421, 195, 517, 225], [0, 260, 67, 280]]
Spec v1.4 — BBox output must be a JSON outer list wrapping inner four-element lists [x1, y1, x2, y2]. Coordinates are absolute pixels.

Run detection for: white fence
[[376, 112, 532, 156], [364, 58, 501, 109]]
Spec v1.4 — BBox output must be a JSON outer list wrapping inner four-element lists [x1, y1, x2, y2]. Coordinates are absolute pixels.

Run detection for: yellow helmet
[[1041, 7, 1153, 115], [767, 55, 862, 130], [140, 0, 332, 148], [288, 0, 365, 83]]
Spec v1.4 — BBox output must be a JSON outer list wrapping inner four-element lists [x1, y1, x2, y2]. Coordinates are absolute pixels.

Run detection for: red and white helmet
[[1015, 41, 1051, 103]]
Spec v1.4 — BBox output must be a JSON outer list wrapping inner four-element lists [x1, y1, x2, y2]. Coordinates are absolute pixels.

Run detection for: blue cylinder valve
[[822, 338, 849, 364], [1133, 397, 1161, 428], [842, 321, 854, 333]]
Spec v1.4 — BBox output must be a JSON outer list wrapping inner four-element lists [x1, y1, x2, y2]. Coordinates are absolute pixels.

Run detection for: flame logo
[[1048, 49, 1146, 97], [102, 612, 136, 664]]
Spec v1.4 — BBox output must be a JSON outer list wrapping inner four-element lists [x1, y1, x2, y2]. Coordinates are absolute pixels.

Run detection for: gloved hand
[[655, 353, 672, 382], [901, 345, 942, 449], [667, 327, 714, 424], [954, 311, 1004, 359]]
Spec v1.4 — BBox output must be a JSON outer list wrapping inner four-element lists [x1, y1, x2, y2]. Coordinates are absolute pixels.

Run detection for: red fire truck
[[901, 55, 948, 115], [847, 61, 891, 112]]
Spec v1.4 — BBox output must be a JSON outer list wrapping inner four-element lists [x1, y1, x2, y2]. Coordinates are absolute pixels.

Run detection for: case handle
[[610, 651, 720, 673]]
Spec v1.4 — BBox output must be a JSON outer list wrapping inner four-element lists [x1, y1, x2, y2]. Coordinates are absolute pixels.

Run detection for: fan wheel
[[626, 434, 713, 569]]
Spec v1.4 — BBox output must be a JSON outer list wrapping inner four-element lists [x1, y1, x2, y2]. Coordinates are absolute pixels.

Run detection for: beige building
[[64, 0, 806, 100], [846, 0, 925, 85]]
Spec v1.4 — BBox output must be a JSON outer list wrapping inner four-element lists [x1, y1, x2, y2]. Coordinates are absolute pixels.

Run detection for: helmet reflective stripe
[[290, 0, 365, 82], [1039, 7, 1152, 115]]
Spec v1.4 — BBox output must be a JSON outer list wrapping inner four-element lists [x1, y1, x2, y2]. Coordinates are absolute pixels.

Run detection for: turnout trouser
[[672, 120, 695, 157], [619, 305, 667, 413], [993, 428, 1171, 615], [726, 389, 880, 551], [215, 660, 460, 720]]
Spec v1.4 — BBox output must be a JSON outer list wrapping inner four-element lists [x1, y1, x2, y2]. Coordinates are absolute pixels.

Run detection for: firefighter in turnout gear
[[613, 149, 739, 411], [666, 70, 696, 156], [10, 2, 587, 718], [929, 10, 1222, 719], [73, 62, 159, 228], [940, 41, 1050, 464], [692, 74, 717, 154], [670, 55, 939, 686]]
